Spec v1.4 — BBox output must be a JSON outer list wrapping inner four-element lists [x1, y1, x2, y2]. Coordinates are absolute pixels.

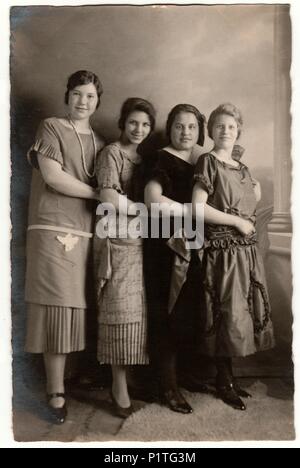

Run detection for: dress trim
[[28, 224, 93, 238]]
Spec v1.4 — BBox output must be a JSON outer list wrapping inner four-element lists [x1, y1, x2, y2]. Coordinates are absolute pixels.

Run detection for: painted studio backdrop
[[11, 5, 292, 387]]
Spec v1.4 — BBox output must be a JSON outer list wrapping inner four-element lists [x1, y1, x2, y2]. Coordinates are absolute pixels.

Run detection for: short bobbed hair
[[166, 104, 206, 147], [118, 97, 156, 131], [207, 103, 243, 139], [64, 70, 103, 109]]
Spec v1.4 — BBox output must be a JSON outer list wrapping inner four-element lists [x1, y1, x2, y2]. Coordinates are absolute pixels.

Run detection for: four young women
[[25, 70, 275, 423]]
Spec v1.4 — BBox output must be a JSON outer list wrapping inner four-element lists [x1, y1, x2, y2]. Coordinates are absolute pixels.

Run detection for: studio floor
[[12, 357, 295, 444]]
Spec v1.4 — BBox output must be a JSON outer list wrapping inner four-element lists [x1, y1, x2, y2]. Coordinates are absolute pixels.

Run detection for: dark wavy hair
[[166, 104, 206, 146], [64, 70, 103, 109], [118, 97, 156, 132], [207, 103, 243, 140]]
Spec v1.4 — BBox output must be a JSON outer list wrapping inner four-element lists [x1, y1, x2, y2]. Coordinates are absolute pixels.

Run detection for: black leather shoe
[[47, 393, 68, 424], [233, 381, 252, 399], [110, 389, 134, 419], [216, 384, 246, 411], [162, 389, 193, 414]]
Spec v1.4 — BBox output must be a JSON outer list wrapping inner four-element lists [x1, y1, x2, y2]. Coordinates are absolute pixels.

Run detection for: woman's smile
[[123, 111, 151, 145]]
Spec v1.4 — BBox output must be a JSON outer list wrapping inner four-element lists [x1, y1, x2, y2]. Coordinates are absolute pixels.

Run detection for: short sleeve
[[194, 153, 217, 196], [27, 118, 64, 169], [148, 152, 173, 196], [95, 144, 125, 195]]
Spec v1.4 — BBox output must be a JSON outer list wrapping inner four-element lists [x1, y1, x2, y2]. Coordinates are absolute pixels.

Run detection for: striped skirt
[[25, 303, 86, 354], [97, 320, 149, 365]]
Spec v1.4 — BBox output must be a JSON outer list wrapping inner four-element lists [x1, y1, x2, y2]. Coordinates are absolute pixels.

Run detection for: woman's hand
[[234, 217, 256, 236], [93, 189, 102, 201]]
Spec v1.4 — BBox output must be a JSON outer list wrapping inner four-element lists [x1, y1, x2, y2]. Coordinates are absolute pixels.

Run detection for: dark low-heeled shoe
[[162, 389, 193, 414], [233, 381, 252, 399], [47, 393, 68, 424], [110, 389, 134, 419], [216, 384, 246, 411]]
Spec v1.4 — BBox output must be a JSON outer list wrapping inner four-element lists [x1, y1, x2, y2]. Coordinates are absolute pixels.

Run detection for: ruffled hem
[[203, 233, 257, 251], [27, 139, 63, 169]]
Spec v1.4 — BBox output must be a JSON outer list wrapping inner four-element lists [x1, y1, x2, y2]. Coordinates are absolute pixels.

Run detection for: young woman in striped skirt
[[94, 97, 156, 418]]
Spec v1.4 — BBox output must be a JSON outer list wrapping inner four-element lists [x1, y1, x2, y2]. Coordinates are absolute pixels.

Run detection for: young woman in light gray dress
[[25, 70, 105, 423]]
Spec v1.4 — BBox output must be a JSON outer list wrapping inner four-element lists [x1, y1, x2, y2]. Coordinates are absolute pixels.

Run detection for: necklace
[[68, 118, 97, 178]]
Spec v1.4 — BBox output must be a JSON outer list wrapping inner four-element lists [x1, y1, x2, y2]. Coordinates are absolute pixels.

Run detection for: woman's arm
[[38, 154, 98, 200], [144, 180, 187, 217], [192, 182, 255, 236], [100, 188, 138, 215]]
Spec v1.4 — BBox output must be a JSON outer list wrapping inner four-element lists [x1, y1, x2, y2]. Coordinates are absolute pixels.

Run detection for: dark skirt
[[144, 238, 202, 361], [198, 240, 275, 357]]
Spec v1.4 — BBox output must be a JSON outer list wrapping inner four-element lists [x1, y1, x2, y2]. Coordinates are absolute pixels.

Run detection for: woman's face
[[212, 114, 239, 150], [67, 83, 98, 121], [123, 111, 151, 145], [170, 112, 199, 151]]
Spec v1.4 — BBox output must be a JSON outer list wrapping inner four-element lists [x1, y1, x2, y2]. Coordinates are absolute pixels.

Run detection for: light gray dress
[[25, 118, 103, 353]]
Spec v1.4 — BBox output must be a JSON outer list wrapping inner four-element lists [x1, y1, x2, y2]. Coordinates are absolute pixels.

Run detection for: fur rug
[[116, 381, 294, 442], [73, 380, 294, 443]]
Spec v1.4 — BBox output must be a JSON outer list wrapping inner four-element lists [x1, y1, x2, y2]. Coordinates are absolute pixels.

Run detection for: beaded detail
[[68, 118, 97, 178]]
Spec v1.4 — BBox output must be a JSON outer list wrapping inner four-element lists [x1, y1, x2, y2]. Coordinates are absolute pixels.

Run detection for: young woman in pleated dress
[[192, 103, 275, 410], [25, 70, 105, 423], [94, 97, 156, 418]]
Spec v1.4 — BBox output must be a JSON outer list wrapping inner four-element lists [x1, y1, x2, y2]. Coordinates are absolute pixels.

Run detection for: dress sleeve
[[148, 152, 173, 197], [194, 153, 217, 196], [244, 166, 258, 187], [27, 119, 64, 169], [95, 145, 125, 195]]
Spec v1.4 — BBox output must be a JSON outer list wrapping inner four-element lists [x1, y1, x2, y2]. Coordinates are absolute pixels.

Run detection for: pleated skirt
[[98, 320, 149, 365], [25, 303, 86, 354]]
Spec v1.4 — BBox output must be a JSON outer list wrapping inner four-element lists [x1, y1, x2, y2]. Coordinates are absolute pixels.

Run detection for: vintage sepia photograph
[[4, 0, 298, 446]]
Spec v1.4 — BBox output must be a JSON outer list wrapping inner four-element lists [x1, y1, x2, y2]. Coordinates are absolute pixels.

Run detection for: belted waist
[[28, 224, 93, 238]]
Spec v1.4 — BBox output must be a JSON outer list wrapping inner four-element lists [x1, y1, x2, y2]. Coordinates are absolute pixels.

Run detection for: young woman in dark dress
[[144, 104, 206, 414], [192, 103, 275, 410]]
